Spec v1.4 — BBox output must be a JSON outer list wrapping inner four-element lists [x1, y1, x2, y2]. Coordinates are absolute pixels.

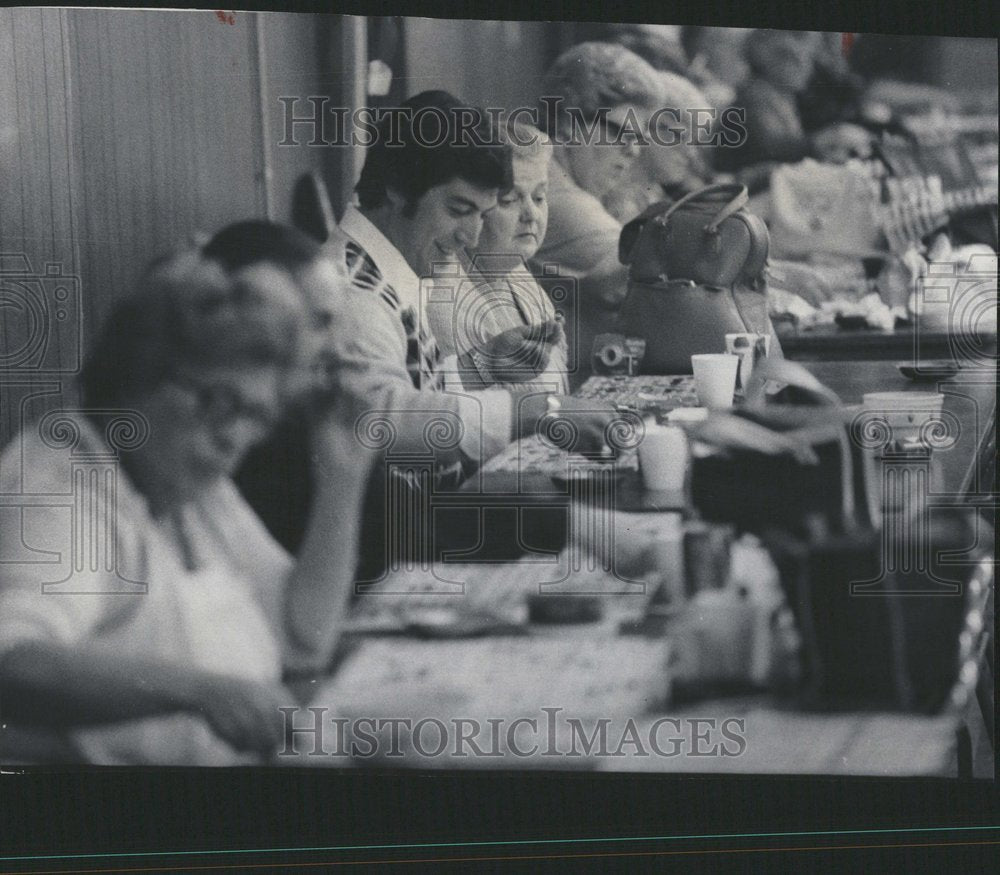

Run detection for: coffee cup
[[691, 353, 739, 409]]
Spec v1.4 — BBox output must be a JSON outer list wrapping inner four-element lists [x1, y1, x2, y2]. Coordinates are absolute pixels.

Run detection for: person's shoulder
[[1, 415, 114, 494], [543, 178, 621, 251]]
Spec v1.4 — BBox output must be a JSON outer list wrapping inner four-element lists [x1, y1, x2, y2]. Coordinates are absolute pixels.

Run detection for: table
[[777, 326, 995, 362], [294, 362, 995, 775]]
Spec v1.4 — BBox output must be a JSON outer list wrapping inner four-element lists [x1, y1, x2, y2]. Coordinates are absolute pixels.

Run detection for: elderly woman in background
[[426, 118, 570, 394], [532, 41, 663, 388], [720, 29, 820, 172], [0, 249, 371, 765], [603, 71, 718, 223]]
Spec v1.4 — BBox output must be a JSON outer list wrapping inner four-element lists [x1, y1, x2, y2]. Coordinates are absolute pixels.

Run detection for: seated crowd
[[0, 27, 989, 764]]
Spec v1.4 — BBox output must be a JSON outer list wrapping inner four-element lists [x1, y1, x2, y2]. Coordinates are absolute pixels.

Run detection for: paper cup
[[691, 353, 739, 409], [638, 424, 689, 491]]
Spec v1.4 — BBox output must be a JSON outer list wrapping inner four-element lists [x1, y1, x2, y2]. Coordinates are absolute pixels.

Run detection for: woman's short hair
[[539, 42, 664, 133], [356, 90, 512, 212], [500, 117, 553, 172], [658, 70, 713, 114], [81, 249, 308, 408]]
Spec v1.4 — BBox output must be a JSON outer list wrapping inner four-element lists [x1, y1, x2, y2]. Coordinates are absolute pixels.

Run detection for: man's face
[[390, 178, 499, 278], [296, 256, 344, 385], [564, 104, 645, 199]]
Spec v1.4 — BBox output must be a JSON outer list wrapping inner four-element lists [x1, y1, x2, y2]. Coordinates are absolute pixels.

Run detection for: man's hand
[[475, 320, 564, 384], [517, 394, 621, 456]]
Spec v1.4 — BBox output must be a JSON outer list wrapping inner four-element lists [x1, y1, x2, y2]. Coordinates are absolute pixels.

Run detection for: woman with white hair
[[531, 42, 664, 388], [603, 70, 718, 222]]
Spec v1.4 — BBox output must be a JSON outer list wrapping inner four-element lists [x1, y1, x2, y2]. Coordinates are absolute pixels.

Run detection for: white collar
[[339, 204, 422, 311]]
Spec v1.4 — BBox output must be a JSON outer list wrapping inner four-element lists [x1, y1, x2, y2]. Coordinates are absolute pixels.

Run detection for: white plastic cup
[[638, 424, 689, 491], [691, 353, 739, 409]]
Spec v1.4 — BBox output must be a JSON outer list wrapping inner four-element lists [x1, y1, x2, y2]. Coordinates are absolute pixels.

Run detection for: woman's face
[[132, 364, 285, 509], [563, 104, 645, 199], [474, 156, 550, 261]]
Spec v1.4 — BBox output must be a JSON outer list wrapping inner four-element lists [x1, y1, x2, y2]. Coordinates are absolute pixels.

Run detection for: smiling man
[[331, 90, 616, 582], [336, 90, 519, 469]]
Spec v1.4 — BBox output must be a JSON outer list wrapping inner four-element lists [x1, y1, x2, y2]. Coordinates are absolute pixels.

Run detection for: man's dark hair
[[80, 250, 307, 409], [355, 90, 512, 214], [202, 220, 322, 276]]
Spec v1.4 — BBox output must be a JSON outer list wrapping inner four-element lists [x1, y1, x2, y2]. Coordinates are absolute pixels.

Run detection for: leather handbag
[[617, 183, 780, 374]]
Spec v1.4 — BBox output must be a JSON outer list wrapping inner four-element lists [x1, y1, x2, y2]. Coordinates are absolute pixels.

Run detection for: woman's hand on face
[[189, 673, 294, 756]]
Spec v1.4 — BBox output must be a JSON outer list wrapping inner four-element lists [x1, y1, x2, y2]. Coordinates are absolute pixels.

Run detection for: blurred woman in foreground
[[0, 249, 371, 765]]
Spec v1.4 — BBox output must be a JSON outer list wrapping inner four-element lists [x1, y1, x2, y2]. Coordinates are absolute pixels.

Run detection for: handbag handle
[[654, 183, 749, 232], [619, 183, 750, 265]]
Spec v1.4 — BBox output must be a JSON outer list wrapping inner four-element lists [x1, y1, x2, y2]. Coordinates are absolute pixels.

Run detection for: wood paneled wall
[[0, 9, 360, 448], [403, 18, 555, 111]]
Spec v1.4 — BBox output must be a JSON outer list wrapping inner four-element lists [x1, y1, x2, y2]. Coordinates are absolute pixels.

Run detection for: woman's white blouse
[[0, 416, 293, 765]]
